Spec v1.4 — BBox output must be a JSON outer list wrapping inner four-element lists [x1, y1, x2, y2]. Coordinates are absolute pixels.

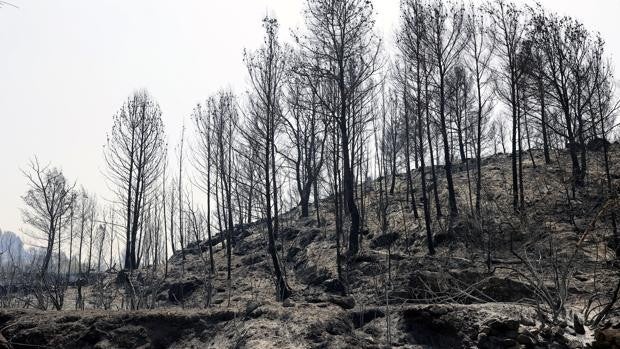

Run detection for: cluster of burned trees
[[13, 0, 619, 309], [389, 0, 619, 253], [185, 3, 381, 300], [18, 159, 121, 309]]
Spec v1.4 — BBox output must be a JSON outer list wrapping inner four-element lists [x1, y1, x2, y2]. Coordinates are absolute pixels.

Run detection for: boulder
[[298, 228, 320, 246], [329, 295, 355, 309], [168, 278, 202, 303], [322, 278, 345, 294], [241, 254, 264, 266], [295, 260, 332, 286], [370, 232, 400, 249], [280, 226, 300, 241]]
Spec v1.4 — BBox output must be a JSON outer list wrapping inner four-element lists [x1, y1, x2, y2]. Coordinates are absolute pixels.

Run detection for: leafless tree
[[530, 10, 603, 187], [297, 0, 381, 256], [104, 90, 166, 270], [21, 158, 75, 277], [486, 0, 529, 211], [244, 16, 292, 300], [465, 5, 495, 216], [192, 101, 217, 276], [283, 67, 327, 219]]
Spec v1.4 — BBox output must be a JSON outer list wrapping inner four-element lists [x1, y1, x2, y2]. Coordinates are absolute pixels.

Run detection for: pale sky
[[1, 0, 619, 241]]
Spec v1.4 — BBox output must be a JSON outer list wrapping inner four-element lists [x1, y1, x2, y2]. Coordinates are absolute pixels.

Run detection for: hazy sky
[[1, 0, 618, 242]]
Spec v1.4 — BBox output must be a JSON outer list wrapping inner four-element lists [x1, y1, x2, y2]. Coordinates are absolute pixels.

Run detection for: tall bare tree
[[424, 0, 469, 219], [487, 0, 528, 211], [104, 90, 166, 270], [466, 5, 495, 216], [297, 0, 381, 255], [244, 16, 292, 300]]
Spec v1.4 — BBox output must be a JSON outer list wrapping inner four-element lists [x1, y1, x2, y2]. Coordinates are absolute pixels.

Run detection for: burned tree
[[424, 0, 469, 219], [244, 16, 291, 300], [487, 0, 528, 211], [210, 90, 237, 284], [104, 90, 166, 270], [283, 69, 327, 219], [530, 11, 603, 187], [21, 158, 75, 277], [465, 5, 495, 216], [400, 0, 435, 253], [298, 0, 381, 255]]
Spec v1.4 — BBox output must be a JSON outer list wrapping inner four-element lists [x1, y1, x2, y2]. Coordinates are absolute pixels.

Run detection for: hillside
[[1, 146, 619, 348]]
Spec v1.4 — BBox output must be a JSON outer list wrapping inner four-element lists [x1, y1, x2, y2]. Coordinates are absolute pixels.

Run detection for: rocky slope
[[1, 146, 620, 348]]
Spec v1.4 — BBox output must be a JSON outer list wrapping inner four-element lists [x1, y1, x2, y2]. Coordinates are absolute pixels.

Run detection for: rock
[[520, 316, 536, 327], [477, 332, 489, 342], [298, 228, 320, 246], [280, 226, 300, 241], [286, 247, 302, 261], [241, 254, 263, 266], [323, 278, 345, 294], [517, 333, 536, 346], [370, 232, 400, 249], [78, 325, 107, 346], [282, 298, 295, 308], [427, 304, 451, 316], [233, 238, 262, 255], [402, 307, 463, 348], [168, 278, 202, 303], [573, 314, 585, 335], [486, 318, 520, 332], [325, 317, 353, 335], [295, 261, 332, 285], [307, 314, 353, 340], [329, 295, 355, 309]]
